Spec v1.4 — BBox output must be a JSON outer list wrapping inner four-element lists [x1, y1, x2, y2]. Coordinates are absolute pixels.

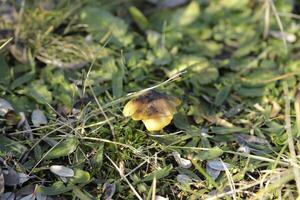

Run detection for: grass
[[1, 0, 300, 199]]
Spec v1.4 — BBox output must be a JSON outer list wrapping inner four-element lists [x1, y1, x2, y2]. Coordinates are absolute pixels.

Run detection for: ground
[[0, 0, 300, 199]]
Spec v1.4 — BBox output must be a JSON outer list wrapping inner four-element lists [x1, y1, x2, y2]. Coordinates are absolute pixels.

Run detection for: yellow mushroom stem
[[142, 115, 173, 132]]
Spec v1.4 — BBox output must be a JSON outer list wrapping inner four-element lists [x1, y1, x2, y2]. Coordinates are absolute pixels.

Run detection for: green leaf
[[10, 72, 35, 90], [129, 6, 149, 30], [171, 1, 200, 27], [45, 137, 79, 160], [73, 186, 93, 200], [236, 86, 265, 97], [193, 147, 223, 161], [91, 143, 104, 169], [214, 86, 231, 106], [37, 181, 74, 196], [0, 135, 28, 158], [80, 6, 131, 46], [143, 165, 172, 182], [55, 83, 76, 107], [69, 169, 90, 185], [241, 68, 279, 87], [152, 47, 172, 65], [112, 66, 124, 98], [189, 61, 219, 85], [211, 126, 248, 134], [173, 113, 190, 130], [0, 55, 11, 86], [34, 144, 42, 161], [147, 30, 161, 48], [6, 95, 35, 112], [22, 81, 53, 104]]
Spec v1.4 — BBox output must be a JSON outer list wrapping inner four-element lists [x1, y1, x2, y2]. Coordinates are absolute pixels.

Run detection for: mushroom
[[123, 90, 181, 131]]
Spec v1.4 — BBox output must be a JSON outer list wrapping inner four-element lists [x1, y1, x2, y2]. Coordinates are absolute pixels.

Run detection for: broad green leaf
[[147, 30, 161, 48], [236, 86, 265, 97], [69, 169, 90, 185], [91, 57, 118, 81], [41, 69, 76, 107], [45, 137, 79, 160], [0, 55, 11, 86], [55, 83, 76, 107], [214, 86, 231, 106], [80, 7, 131, 46], [191, 65, 219, 85], [10, 72, 35, 90], [173, 113, 190, 130], [6, 95, 35, 112], [22, 81, 52, 104], [37, 181, 74, 196], [232, 35, 259, 57], [218, 0, 249, 9], [34, 144, 42, 161], [129, 6, 149, 30], [112, 66, 124, 98], [151, 47, 172, 65], [171, 1, 200, 27], [228, 57, 258, 71], [211, 126, 248, 134], [91, 143, 104, 169], [143, 165, 172, 182], [73, 186, 93, 200], [241, 68, 279, 87], [193, 147, 223, 161], [0, 135, 27, 158]]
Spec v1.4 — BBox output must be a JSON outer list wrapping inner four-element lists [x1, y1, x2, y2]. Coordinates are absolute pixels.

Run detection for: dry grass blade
[[263, 0, 270, 39], [29, 139, 64, 175], [102, 70, 186, 110], [220, 158, 237, 200], [253, 169, 295, 199], [151, 153, 158, 200], [105, 154, 143, 200], [283, 82, 300, 195], [89, 85, 116, 141], [269, 0, 288, 51], [295, 87, 300, 138], [0, 37, 13, 50]]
